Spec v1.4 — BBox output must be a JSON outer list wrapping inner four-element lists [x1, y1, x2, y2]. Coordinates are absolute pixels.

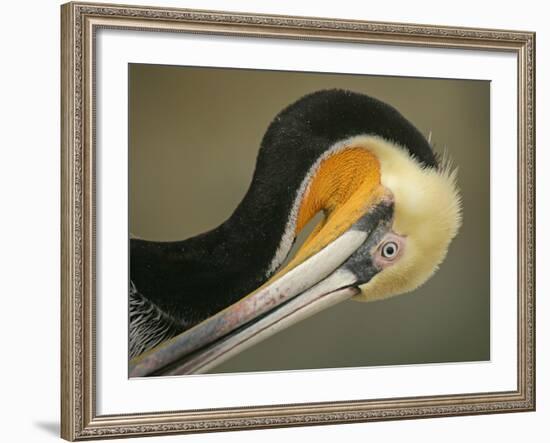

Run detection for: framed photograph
[[61, 1, 535, 440]]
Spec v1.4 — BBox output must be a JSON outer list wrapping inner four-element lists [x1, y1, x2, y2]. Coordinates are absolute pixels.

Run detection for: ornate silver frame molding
[[61, 2, 535, 440]]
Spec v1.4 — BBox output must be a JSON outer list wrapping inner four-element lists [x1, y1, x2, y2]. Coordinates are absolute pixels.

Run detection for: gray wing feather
[[129, 281, 181, 360]]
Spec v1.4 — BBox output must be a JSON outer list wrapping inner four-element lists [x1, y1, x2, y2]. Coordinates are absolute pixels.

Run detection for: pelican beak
[[129, 191, 394, 377]]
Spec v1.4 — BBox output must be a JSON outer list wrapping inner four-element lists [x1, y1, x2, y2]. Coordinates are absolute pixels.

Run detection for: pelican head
[[349, 135, 462, 302]]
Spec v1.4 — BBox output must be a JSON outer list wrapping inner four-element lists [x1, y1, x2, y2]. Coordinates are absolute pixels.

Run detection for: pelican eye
[[381, 241, 399, 259]]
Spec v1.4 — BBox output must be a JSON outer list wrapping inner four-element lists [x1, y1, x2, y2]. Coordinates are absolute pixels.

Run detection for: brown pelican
[[129, 89, 462, 376]]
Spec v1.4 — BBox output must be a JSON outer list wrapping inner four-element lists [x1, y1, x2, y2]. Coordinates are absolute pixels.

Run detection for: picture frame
[[60, 1, 536, 440]]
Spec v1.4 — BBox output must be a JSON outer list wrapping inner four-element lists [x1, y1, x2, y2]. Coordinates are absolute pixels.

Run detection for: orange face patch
[[296, 148, 381, 233], [279, 147, 385, 273]]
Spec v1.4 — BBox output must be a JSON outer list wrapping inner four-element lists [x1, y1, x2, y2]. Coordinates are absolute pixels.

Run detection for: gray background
[[129, 64, 490, 374]]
